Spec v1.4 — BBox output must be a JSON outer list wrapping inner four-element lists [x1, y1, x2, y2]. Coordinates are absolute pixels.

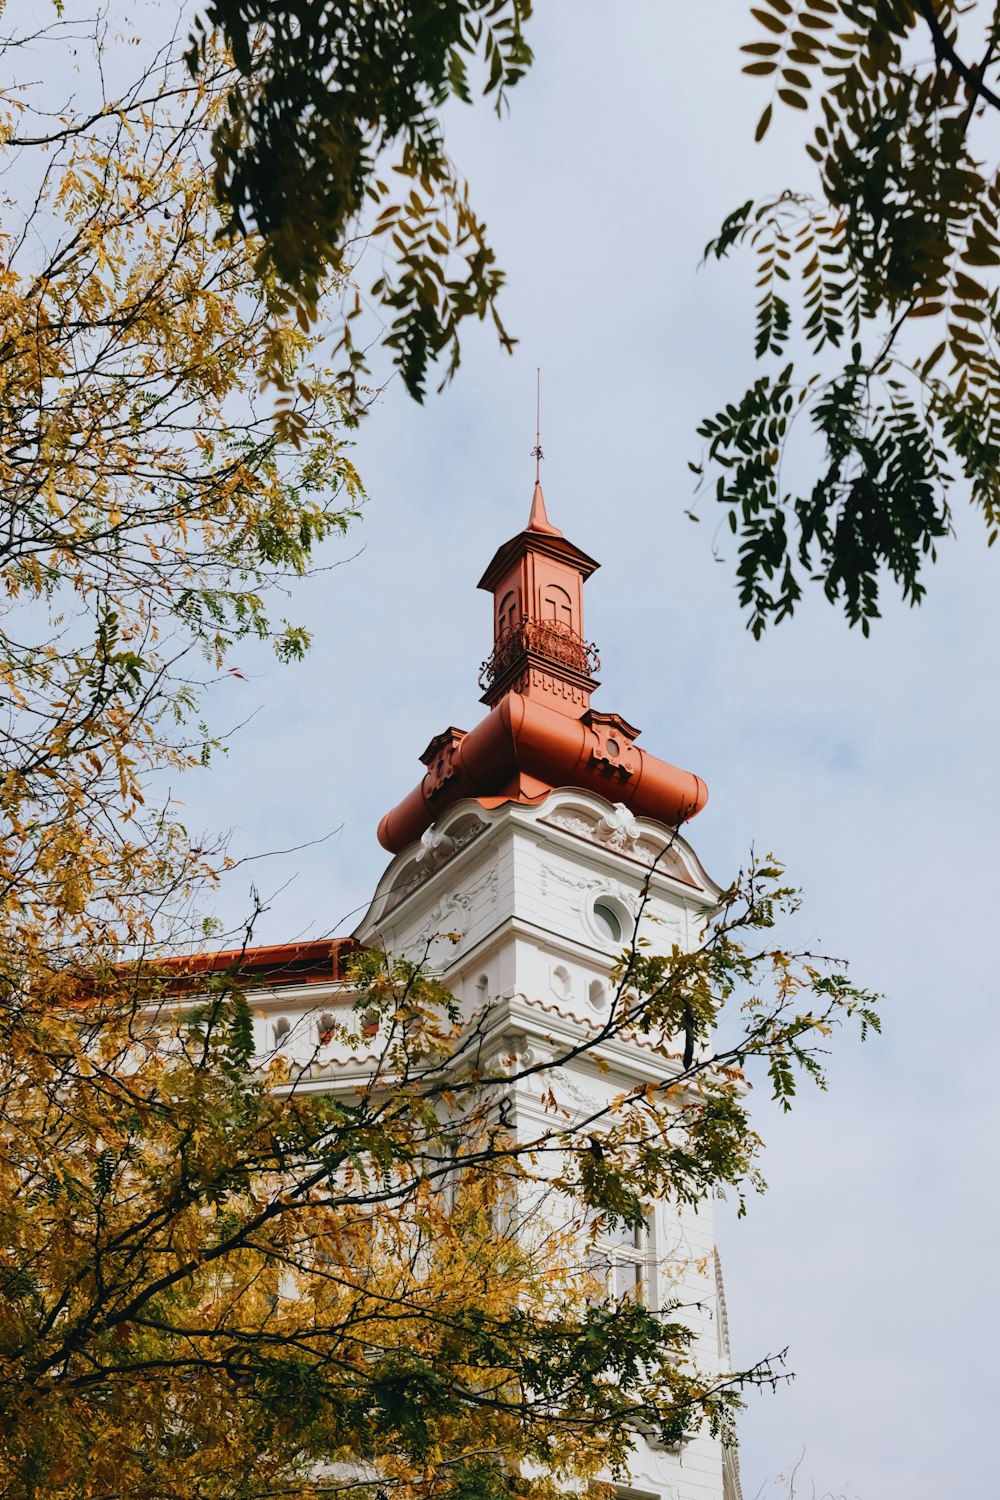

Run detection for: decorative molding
[[633, 838, 664, 868], [420, 726, 467, 801], [528, 668, 591, 707], [459, 863, 499, 907], [417, 824, 455, 865], [421, 864, 499, 947], [595, 801, 641, 851], [418, 814, 487, 869], [545, 810, 595, 838], [383, 816, 489, 911], [540, 800, 699, 885], [538, 861, 639, 915], [449, 817, 489, 855]]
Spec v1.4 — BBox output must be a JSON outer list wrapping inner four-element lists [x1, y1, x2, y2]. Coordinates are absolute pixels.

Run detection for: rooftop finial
[[532, 366, 543, 484], [527, 367, 561, 535]]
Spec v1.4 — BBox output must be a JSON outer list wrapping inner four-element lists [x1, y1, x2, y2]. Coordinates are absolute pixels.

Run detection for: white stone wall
[[353, 790, 733, 1500], [245, 789, 737, 1500]]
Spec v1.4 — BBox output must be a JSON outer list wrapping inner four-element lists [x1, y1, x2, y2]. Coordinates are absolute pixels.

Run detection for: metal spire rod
[[532, 366, 544, 481]]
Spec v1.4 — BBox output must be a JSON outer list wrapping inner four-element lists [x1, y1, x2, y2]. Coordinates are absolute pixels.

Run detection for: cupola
[[477, 481, 600, 713], [377, 482, 708, 853]]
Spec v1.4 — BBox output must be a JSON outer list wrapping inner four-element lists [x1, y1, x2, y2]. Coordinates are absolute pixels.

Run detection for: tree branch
[[916, 0, 1000, 111]]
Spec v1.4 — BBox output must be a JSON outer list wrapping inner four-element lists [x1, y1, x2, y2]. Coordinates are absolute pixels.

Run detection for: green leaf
[[750, 8, 787, 34]]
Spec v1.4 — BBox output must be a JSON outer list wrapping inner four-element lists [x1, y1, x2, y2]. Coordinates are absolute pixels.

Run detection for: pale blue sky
[[168, 4, 1000, 1495]]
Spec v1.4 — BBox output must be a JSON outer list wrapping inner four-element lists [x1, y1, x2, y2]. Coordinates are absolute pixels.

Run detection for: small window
[[593, 898, 624, 944], [273, 1016, 291, 1042], [497, 590, 519, 635], [475, 973, 489, 1003], [317, 1012, 336, 1043], [588, 978, 606, 1009], [541, 582, 573, 627], [552, 964, 572, 1001], [590, 1216, 652, 1304], [435, 1137, 462, 1216]]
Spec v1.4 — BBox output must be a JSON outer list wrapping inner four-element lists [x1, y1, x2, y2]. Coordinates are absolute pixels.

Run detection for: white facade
[[250, 786, 742, 1500]]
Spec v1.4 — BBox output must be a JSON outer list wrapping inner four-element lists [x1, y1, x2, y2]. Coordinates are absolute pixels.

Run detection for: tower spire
[[527, 481, 561, 536], [527, 367, 561, 536]]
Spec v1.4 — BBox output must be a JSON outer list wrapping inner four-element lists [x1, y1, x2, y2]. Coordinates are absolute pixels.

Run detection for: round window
[[592, 898, 623, 944]]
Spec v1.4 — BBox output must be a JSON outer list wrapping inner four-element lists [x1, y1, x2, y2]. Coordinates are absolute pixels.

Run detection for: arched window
[[541, 583, 573, 628], [497, 590, 519, 636]]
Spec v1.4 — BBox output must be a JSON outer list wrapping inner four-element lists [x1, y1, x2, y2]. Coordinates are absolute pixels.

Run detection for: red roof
[[155, 938, 359, 992]]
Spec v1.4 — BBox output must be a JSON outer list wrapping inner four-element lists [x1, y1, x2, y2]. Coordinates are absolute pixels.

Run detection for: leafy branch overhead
[[187, 2, 1000, 629], [697, 0, 1000, 634], [190, 1, 535, 405]]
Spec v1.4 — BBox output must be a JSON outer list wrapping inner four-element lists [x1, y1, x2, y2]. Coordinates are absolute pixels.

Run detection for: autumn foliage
[[0, 11, 880, 1500]]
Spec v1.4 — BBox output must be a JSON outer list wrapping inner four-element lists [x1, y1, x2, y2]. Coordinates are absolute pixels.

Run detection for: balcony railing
[[478, 617, 600, 693]]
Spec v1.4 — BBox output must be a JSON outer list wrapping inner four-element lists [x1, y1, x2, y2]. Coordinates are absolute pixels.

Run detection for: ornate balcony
[[478, 617, 600, 694]]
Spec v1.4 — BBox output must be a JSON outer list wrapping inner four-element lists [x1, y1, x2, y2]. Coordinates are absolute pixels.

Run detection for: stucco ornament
[[595, 801, 641, 850], [546, 809, 594, 838], [416, 823, 454, 864]]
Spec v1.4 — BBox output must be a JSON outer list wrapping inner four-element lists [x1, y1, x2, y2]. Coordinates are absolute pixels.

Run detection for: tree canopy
[[195, 0, 1000, 631], [0, 862, 878, 1500], [0, 19, 360, 984]]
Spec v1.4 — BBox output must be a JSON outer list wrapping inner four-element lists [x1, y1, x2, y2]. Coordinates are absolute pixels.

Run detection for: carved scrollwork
[[594, 802, 641, 851]]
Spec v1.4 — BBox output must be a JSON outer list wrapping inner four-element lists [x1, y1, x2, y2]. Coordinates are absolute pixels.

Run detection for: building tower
[[131, 476, 743, 1500], [350, 483, 740, 1500], [218, 483, 740, 1500]]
